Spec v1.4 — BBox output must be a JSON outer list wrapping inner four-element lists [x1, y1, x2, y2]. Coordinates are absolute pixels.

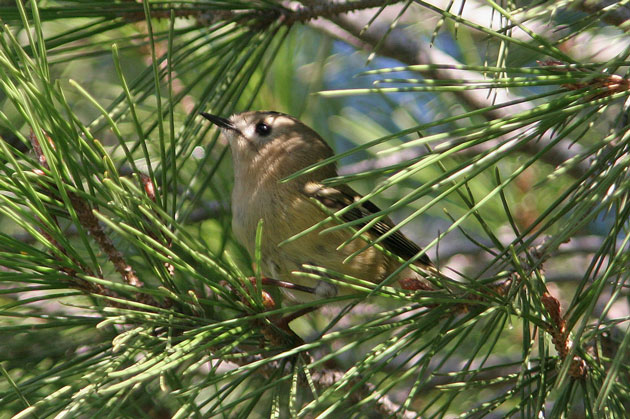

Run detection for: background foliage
[[1, 0, 629, 417]]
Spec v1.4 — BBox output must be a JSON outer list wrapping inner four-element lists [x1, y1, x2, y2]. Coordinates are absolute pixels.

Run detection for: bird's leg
[[261, 305, 320, 347], [245, 277, 320, 340], [228, 277, 317, 310], [274, 306, 319, 330], [250, 277, 317, 295]]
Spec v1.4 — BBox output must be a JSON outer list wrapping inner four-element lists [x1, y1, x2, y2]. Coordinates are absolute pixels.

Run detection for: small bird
[[201, 111, 436, 300]]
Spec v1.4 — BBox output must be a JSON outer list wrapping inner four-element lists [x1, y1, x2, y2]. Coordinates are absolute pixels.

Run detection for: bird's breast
[[232, 183, 396, 286], [231, 180, 305, 250]]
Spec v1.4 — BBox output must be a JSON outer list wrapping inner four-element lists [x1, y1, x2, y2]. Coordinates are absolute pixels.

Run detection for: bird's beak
[[200, 112, 238, 132]]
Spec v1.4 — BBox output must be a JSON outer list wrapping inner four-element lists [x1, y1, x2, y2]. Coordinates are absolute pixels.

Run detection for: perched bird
[[201, 111, 435, 300]]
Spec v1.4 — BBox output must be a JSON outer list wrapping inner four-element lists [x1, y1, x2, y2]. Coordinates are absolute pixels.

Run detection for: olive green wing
[[305, 183, 433, 268]]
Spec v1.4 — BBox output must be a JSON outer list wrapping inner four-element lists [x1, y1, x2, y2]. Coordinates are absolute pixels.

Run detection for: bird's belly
[[263, 225, 393, 286], [232, 190, 395, 292]]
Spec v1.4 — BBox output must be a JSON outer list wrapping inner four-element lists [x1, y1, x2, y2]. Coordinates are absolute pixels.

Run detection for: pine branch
[[89, 0, 409, 28], [27, 131, 165, 309], [2, 1, 629, 416], [285, 0, 407, 25], [541, 291, 587, 379]]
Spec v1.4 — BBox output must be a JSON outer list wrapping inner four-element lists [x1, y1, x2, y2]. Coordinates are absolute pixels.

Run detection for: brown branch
[[44, 0, 630, 34], [284, 0, 407, 25], [67, 181, 171, 308], [29, 133, 92, 276], [122, 0, 408, 30], [541, 291, 588, 378], [28, 131, 165, 309], [33, 134, 139, 287], [26, 132, 130, 304], [67, 193, 143, 288]]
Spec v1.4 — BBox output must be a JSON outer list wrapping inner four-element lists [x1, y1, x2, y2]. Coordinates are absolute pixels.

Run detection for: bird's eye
[[255, 121, 271, 136]]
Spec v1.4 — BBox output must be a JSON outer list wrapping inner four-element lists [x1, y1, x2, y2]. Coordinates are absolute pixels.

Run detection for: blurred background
[[1, 1, 629, 417]]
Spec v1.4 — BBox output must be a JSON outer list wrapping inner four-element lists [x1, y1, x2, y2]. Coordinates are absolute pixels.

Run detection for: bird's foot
[[399, 277, 435, 291], [250, 277, 317, 295], [241, 278, 320, 346]]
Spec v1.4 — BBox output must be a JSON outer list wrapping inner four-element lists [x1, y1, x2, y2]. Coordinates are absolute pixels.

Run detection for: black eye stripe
[[255, 121, 271, 136]]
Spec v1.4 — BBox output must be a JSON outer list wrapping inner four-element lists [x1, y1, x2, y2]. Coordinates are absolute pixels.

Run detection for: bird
[[201, 110, 436, 301]]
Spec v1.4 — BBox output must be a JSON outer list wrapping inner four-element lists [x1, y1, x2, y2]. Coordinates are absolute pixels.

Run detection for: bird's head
[[202, 110, 335, 179]]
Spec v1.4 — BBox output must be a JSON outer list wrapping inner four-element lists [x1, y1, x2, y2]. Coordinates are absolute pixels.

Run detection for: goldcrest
[[202, 111, 434, 298]]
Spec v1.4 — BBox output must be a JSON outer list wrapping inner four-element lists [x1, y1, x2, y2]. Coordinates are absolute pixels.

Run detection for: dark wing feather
[[307, 183, 433, 267]]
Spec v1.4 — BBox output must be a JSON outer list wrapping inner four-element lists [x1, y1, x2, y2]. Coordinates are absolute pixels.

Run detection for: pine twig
[[541, 291, 588, 379], [30, 131, 165, 309], [120, 0, 407, 29]]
